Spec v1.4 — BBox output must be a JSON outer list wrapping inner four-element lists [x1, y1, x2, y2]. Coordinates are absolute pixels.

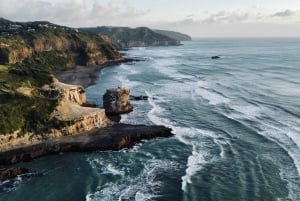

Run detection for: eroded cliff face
[[41, 76, 86, 105], [0, 30, 122, 66], [0, 77, 114, 152], [42, 77, 114, 131]]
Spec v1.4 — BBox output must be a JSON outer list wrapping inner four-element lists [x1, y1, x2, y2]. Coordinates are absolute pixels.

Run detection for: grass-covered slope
[[81, 26, 181, 48], [154, 29, 192, 41]]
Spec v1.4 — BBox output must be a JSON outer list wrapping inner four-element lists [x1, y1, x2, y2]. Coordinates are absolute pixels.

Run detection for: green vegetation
[[0, 18, 122, 135], [0, 65, 8, 71], [81, 26, 181, 48], [154, 29, 192, 41], [0, 93, 57, 134]]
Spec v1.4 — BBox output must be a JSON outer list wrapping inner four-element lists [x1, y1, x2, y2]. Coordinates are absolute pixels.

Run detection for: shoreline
[[0, 124, 173, 165], [0, 56, 174, 180], [54, 58, 139, 88]]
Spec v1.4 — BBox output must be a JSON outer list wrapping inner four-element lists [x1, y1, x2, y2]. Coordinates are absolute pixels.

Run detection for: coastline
[[54, 58, 139, 88], [0, 124, 173, 165], [0, 56, 174, 180]]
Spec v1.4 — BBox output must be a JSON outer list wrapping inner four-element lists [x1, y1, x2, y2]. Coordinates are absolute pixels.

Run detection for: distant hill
[[80, 26, 182, 48], [154, 29, 192, 41]]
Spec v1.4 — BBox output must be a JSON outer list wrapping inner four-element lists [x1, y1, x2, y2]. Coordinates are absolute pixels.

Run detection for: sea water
[[1, 38, 300, 201]]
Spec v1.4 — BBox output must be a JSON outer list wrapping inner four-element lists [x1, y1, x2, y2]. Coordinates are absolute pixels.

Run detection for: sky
[[0, 0, 300, 37]]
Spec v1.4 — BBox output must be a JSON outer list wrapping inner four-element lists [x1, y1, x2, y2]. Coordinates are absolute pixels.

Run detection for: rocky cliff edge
[[0, 77, 114, 152]]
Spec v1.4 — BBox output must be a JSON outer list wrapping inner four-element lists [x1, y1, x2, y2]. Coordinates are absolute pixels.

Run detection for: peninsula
[[81, 26, 191, 49], [0, 18, 174, 177]]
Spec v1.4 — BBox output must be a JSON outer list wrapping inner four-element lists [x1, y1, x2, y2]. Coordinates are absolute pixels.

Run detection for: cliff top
[[80, 26, 183, 48], [0, 18, 122, 135]]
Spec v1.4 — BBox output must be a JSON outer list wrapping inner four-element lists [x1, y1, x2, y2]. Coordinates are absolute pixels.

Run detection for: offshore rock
[[211, 56, 221, 59], [130, 95, 148, 101], [103, 87, 133, 115]]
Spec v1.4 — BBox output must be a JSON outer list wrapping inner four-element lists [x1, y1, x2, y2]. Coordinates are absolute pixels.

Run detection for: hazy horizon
[[0, 0, 300, 38]]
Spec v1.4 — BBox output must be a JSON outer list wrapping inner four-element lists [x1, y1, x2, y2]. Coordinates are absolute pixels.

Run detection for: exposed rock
[[81, 101, 97, 108], [15, 87, 33, 96], [0, 124, 174, 165], [211, 56, 221, 59], [130, 95, 148, 101], [41, 76, 86, 105], [51, 100, 113, 129], [0, 167, 29, 180], [0, 25, 122, 66], [103, 87, 133, 115], [46, 76, 114, 131], [0, 77, 114, 152]]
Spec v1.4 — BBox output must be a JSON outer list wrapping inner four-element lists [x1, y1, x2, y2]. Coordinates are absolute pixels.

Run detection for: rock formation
[[43, 76, 114, 133], [0, 76, 114, 152], [211, 56, 221, 59], [0, 167, 29, 180], [41, 76, 86, 105], [130, 95, 148, 101], [0, 20, 122, 66], [103, 87, 133, 115], [0, 124, 173, 165]]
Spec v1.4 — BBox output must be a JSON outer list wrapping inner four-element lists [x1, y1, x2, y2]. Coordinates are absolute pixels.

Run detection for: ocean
[[1, 38, 300, 201]]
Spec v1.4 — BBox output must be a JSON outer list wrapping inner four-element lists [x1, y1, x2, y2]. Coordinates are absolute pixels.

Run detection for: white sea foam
[[146, 91, 173, 126], [229, 104, 262, 119], [174, 127, 225, 191], [88, 158, 124, 176], [86, 159, 180, 201], [145, 92, 226, 192], [0, 174, 24, 193], [259, 123, 300, 176], [118, 75, 140, 88], [258, 123, 300, 201], [194, 87, 230, 105], [196, 80, 209, 88]]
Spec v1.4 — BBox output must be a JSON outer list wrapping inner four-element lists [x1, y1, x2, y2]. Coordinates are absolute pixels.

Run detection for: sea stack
[[103, 87, 133, 115]]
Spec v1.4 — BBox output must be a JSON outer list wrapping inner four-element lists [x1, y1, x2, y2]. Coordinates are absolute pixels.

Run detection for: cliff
[[154, 29, 192, 41], [0, 77, 113, 152], [81, 26, 181, 49], [0, 18, 174, 165], [0, 19, 124, 138], [0, 124, 173, 165], [0, 29, 121, 66]]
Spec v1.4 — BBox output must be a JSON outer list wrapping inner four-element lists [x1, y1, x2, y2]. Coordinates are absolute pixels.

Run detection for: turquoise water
[[1, 38, 300, 201]]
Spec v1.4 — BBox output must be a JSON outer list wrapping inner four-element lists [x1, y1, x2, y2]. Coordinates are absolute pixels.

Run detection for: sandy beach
[[54, 58, 138, 88]]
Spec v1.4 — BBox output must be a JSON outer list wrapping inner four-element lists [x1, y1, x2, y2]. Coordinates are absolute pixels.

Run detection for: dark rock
[[0, 124, 173, 165], [103, 87, 133, 115], [130, 95, 148, 101], [106, 114, 122, 123], [81, 101, 97, 108], [0, 167, 29, 181], [211, 56, 221, 59]]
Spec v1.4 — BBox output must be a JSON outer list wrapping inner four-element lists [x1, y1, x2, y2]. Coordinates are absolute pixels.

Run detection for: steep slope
[[154, 29, 192, 41], [0, 19, 122, 136], [81, 26, 181, 48], [0, 27, 121, 66]]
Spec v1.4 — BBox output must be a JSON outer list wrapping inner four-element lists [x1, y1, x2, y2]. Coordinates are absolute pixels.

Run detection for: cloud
[[170, 9, 300, 26], [0, 0, 149, 27], [150, 8, 300, 37], [201, 11, 250, 24], [272, 9, 295, 17]]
